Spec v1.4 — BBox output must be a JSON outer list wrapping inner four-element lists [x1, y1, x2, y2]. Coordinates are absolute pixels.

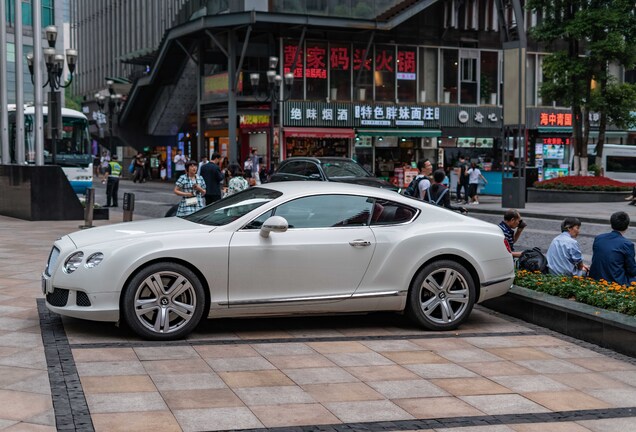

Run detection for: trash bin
[[502, 177, 526, 209]]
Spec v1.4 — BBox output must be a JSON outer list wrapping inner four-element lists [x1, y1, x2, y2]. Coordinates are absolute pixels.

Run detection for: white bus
[[7, 105, 93, 194], [587, 144, 636, 182]]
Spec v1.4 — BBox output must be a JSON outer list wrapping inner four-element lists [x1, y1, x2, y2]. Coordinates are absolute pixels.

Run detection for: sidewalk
[[461, 194, 633, 226]]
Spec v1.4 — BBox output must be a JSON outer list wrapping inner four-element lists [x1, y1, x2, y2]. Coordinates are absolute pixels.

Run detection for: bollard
[[80, 188, 95, 229], [123, 192, 135, 222]]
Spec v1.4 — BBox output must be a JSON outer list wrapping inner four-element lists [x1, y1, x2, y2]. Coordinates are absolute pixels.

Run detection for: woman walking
[[174, 160, 207, 217], [467, 162, 488, 205]]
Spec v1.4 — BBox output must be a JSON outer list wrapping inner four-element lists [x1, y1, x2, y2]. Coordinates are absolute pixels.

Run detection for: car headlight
[[63, 252, 84, 273], [85, 253, 104, 269]]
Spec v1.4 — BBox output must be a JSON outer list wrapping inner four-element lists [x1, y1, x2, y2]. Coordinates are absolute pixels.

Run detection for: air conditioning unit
[[421, 137, 433, 148]]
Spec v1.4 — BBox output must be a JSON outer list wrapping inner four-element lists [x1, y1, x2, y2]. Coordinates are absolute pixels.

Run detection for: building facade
[[89, 0, 634, 188], [3, 0, 60, 104]]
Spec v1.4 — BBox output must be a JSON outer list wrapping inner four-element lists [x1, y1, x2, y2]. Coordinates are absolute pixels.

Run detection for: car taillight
[[504, 238, 512, 253]]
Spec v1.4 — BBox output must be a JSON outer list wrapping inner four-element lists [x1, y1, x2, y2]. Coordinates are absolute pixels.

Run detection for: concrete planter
[[527, 187, 627, 203], [93, 208, 109, 220], [483, 285, 636, 357]]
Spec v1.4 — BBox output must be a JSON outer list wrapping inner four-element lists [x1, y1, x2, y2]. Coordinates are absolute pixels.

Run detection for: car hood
[[331, 177, 399, 191], [66, 217, 211, 248]]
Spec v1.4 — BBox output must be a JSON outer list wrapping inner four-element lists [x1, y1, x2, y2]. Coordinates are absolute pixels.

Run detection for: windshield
[[322, 160, 371, 179], [184, 187, 282, 226], [22, 114, 92, 167]]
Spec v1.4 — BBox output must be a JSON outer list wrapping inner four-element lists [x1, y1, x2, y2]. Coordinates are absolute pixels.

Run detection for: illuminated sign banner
[[284, 102, 440, 128]]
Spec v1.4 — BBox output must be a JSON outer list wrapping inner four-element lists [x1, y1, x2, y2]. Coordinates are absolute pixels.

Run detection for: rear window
[[322, 160, 370, 178]]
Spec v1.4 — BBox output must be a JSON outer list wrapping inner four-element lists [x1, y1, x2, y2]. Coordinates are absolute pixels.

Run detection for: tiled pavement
[[2, 214, 636, 432]]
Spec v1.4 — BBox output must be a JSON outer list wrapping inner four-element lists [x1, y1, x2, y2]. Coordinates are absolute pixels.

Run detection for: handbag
[[184, 196, 198, 206]]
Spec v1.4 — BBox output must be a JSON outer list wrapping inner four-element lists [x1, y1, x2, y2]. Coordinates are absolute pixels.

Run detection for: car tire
[[122, 262, 206, 340], [407, 259, 475, 331]]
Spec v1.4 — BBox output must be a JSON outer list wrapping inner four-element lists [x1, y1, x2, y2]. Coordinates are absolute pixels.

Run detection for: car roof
[[281, 157, 354, 164], [258, 180, 411, 202]]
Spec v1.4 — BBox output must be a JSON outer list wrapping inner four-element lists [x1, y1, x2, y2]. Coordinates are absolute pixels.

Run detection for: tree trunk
[[581, 107, 590, 176], [596, 75, 608, 176], [571, 105, 584, 176]]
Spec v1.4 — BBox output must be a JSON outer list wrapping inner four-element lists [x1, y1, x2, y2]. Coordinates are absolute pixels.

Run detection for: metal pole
[[269, 88, 275, 172], [14, 0, 24, 164], [50, 83, 57, 165], [0, 0, 9, 163], [33, 0, 44, 166]]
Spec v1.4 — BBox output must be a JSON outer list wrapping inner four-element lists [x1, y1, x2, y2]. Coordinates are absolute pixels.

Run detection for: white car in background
[[42, 182, 514, 340]]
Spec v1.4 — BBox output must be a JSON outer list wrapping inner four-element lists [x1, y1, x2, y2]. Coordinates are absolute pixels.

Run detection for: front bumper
[[42, 272, 120, 322]]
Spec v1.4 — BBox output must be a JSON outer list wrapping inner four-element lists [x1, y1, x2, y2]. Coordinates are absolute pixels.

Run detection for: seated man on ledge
[[589, 211, 636, 286], [546, 217, 589, 277]]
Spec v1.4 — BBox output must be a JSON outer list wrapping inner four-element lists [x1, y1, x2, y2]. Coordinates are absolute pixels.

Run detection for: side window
[[243, 210, 273, 230], [370, 199, 417, 225], [270, 195, 374, 229], [279, 161, 308, 178], [304, 162, 321, 179]]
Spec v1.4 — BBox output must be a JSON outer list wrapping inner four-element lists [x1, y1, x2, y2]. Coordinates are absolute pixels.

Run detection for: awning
[[357, 128, 442, 137], [538, 127, 572, 134], [284, 127, 355, 139]]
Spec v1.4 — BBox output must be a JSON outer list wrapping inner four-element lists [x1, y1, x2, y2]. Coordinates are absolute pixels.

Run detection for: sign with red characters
[[283, 43, 418, 81], [539, 111, 573, 127], [542, 137, 570, 145]]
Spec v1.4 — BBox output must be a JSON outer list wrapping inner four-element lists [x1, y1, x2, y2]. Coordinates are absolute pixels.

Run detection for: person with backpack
[[403, 159, 433, 199], [546, 217, 589, 276], [427, 170, 467, 214]]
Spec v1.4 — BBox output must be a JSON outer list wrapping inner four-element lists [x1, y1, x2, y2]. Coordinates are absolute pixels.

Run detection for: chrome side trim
[[222, 290, 406, 307], [481, 276, 514, 287]]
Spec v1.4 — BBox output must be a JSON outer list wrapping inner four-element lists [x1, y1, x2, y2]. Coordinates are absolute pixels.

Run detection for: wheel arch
[[118, 257, 212, 321], [406, 254, 481, 309]]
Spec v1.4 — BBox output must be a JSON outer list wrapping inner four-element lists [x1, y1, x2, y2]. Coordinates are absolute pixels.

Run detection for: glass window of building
[[353, 44, 373, 101], [481, 50, 498, 105], [42, 0, 54, 27], [460, 50, 478, 104], [329, 43, 351, 101], [283, 41, 305, 99], [397, 46, 416, 103], [442, 49, 458, 103], [419, 47, 438, 103], [305, 41, 328, 100], [374, 45, 396, 102]]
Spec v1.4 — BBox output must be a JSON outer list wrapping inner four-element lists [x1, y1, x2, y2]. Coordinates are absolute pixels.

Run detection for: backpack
[[518, 247, 548, 273], [426, 186, 448, 206], [403, 176, 426, 197]]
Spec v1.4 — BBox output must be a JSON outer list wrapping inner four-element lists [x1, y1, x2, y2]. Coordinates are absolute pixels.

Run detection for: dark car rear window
[[322, 160, 370, 179]]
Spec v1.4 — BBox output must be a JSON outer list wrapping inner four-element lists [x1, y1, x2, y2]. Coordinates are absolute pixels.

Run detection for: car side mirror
[[260, 216, 288, 238]]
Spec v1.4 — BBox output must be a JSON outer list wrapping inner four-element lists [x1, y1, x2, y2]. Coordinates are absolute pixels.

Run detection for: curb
[[467, 207, 629, 227], [482, 285, 636, 358]]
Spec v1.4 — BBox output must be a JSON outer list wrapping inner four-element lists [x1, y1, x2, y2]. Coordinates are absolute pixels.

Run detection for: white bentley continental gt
[[42, 182, 515, 340]]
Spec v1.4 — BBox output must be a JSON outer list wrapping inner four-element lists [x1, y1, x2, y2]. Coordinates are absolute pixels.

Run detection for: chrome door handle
[[349, 240, 371, 247]]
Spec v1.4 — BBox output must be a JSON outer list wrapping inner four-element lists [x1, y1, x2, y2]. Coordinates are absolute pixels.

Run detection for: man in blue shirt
[[589, 211, 636, 286], [546, 217, 589, 276]]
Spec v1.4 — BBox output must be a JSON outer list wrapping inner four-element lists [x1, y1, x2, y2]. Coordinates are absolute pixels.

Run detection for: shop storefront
[[439, 106, 503, 194], [283, 101, 441, 186], [526, 108, 573, 181]]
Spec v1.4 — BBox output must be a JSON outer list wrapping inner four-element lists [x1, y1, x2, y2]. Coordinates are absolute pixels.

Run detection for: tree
[[526, 0, 636, 176], [64, 86, 82, 111]]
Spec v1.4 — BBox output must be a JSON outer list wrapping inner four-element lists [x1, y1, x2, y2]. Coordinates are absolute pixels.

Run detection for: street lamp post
[[26, 25, 78, 165], [94, 81, 122, 156], [250, 56, 294, 172]]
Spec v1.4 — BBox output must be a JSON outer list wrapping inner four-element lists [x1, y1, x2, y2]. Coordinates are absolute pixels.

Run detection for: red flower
[[534, 176, 635, 191]]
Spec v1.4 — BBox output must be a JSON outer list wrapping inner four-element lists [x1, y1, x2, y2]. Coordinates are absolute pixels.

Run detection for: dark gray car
[[269, 157, 399, 191]]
